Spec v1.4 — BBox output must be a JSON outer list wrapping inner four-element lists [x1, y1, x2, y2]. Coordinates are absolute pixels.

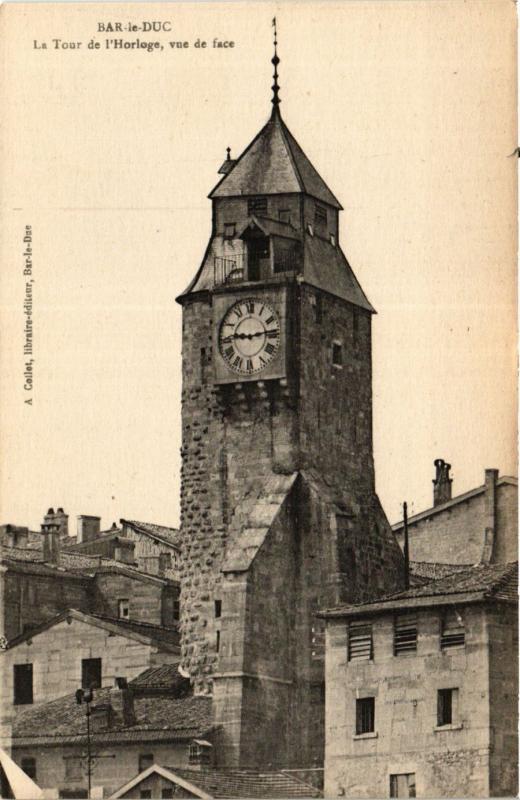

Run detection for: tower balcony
[[213, 238, 301, 288]]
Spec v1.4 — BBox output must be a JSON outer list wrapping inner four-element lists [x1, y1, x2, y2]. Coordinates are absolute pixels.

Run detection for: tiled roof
[[12, 689, 213, 747], [120, 519, 181, 550], [210, 108, 341, 209], [410, 561, 473, 580], [171, 768, 323, 798], [130, 664, 189, 694], [7, 609, 180, 651], [321, 562, 518, 618]]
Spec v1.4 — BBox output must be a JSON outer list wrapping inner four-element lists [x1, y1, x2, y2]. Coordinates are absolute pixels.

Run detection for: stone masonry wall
[[2, 569, 90, 640], [488, 603, 518, 796], [12, 740, 191, 799], [91, 572, 175, 627], [4, 617, 176, 709], [325, 605, 491, 798]]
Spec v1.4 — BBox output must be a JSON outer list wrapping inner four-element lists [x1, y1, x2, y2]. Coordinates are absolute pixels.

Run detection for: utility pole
[[403, 501, 410, 590], [76, 687, 94, 799]]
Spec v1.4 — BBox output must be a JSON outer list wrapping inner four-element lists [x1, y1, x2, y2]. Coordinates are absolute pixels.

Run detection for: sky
[[1, 1, 517, 534]]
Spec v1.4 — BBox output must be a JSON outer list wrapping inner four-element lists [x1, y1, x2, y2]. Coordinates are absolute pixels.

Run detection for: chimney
[[42, 522, 60, 562], [110, 678, 136, 726], [482, 468, 499, 562], [43, 507, 69, 539], [76, 515, 101, 544], [432, 459, 453, 506]]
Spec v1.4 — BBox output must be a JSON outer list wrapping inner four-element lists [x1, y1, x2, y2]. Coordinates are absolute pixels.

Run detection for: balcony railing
[[214, 255, 245, 287]]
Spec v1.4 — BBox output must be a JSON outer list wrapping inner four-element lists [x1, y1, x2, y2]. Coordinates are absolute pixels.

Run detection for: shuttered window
[[394, 614, 417, 655], [355, 697, 375, 734], [441, 609, 465, 649], [348, 622, 373, 661]]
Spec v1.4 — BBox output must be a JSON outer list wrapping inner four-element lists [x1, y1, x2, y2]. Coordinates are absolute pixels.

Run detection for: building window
[[394, 614, 417, 655], [441, 609, 465, 649], [81, 658, 102, 689], [390, 774, 416, 798], [216, 630, 220, 653], [63, 756, 83, 781], [118, 599, 129, 619], [13, 663, 33, 705], [138, 754, 154, 772], [189, 740, 212, 766], [248, 196, 267, 216], [314, 203, 327, 226], [215, 599, 222, 618], [348, 622, 373, 661], [279, 209, 291, 224], [355, 697, 375, 734], [21, 757, 36, 781], [332, 341, 343, 368], [223, 222, 236, 239], [437, 688, 458, 726], [173, 600, 180, 622]]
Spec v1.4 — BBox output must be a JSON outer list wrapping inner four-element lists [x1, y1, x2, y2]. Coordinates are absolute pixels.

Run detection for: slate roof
[[12, 689, 213, 747], [410, 561, 473, 581], [210, 107, 341, 209], [6, 608, 180, 651], [321, 562, 518, 618], [171, 768, 322, 799], [130, 664, 189, 695]]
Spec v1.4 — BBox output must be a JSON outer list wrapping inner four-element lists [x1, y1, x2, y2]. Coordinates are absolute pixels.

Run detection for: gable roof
[[210, 108, 341, 209], [120, 519, 181, 551], [108, 765, 322, 800], [392, 475, 518, 532], [321, 561, 518, 618], [12, 689, 212, 748], [6, 608, 180, 651]]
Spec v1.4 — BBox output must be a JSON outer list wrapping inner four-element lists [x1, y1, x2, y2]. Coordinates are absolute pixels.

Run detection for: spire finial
[[226, 147, 231, 161], [271, 17, 281, 109]]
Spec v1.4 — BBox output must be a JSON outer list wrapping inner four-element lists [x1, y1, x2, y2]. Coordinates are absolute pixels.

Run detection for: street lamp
[[75, 687, 94, 799]]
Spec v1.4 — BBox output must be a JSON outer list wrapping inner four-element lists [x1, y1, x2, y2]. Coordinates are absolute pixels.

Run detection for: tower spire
[[271, 17, 281, 110]]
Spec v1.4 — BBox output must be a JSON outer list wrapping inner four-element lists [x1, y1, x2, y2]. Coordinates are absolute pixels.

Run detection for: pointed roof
[[209, 109, 342, 209]]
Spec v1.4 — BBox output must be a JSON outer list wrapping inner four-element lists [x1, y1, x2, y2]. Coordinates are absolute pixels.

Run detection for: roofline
[[6, 608, 180, 651], [319, 591, 515, 619], [12, 728, 215, 749], [392, 475, 518, 531], [119, 519, 181, 552], [107, 764, 213, 800], [0, 557, 91, 581]]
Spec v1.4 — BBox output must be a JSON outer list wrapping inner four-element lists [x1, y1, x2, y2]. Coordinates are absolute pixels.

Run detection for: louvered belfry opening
[[441, 608, 465, 649], [394, 613, 418, 655], [348, 621, 373, 661]]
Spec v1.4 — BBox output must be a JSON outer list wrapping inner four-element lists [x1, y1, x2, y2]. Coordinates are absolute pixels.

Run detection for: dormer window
[[224, 223, 236, 239], [248, 196, 268, 216], [315, 203, 327, 226]]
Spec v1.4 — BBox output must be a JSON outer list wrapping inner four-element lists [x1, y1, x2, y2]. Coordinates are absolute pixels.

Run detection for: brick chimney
[[76, 515, 101, 544], [432, 459, 453, 506], [43, 507, 69, 539], [110, 678, 136, 726], [42, 522, 60, 562]]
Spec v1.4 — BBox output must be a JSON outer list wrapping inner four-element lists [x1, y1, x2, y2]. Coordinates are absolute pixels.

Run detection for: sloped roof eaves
[[12, 727, 215, 748], [303, 236, 374, 312], [172, 768, 322, 799], [121, 519, 181, 551], [1, 556, 91, 580]]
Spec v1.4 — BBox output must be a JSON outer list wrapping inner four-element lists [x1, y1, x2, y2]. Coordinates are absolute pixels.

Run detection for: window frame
[[13, 663, 33, 705], [138, 753, 154, 773], [21, 757, 37, 781], [81, 657, 102, 690], [355, 696, 375, 735], [118, 598, 129, 619], [437, 687, 458, 727], [223, 222, 236, 239], [390, 773, 416, 798], [348, 622, 373, 662], [393, 613, 418, 656], [332, 341, 343, 369]]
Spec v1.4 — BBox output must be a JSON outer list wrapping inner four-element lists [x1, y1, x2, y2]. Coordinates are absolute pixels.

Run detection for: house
[[321, 561, 518, 798], [108, 764, 322, 799], [0, 522, 180, 641], [9, 665, 215, 799], [393, 462, 517, 566]]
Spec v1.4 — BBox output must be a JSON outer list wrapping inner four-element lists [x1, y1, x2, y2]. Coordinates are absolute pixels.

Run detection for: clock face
[[219, 299, 281, 376]]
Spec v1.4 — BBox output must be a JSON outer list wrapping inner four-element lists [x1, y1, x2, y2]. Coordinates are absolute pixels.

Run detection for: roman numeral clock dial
[[218, 299, 281, 376]]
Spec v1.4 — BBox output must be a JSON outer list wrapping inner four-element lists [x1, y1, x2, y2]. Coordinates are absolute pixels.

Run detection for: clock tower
[[176, 29, 405, 770]]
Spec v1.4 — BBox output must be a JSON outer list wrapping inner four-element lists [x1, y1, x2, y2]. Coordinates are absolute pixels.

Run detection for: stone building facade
[[176, 89, 405, 768], [393, 462, 517, 566], [322, 562, 518, 798]]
